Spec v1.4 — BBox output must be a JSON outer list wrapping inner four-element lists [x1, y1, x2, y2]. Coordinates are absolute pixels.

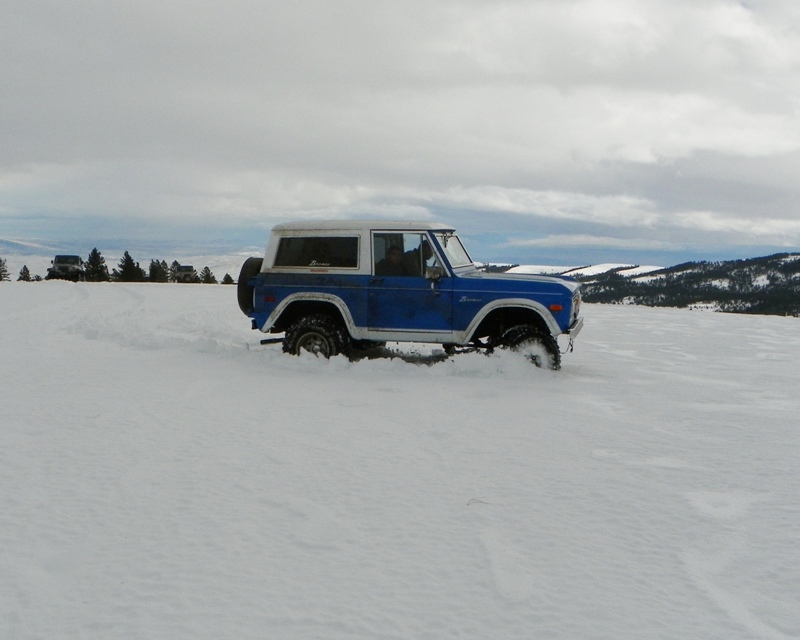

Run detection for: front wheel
[[500, 324, 561, 370], [283, 315, 350, 358]]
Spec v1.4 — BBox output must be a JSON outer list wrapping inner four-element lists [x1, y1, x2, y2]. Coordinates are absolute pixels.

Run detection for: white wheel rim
[[298, 332, 331, 357]]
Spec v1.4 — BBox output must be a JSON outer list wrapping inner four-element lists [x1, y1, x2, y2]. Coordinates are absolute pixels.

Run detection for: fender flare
[[462, 298, 560, 341], [265, 292, 359, 336]]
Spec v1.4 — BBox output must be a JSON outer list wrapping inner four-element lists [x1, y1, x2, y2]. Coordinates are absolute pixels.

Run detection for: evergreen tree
[[199, 266, 217, 284], [169, 260, 180, 283], [115, 251, 147, 282], [148, 259, 169, 283], [18, 265, 32, 281], [84, 248, 110, 282], [221, 273, 235, 285], [0, 257, 9, 281]]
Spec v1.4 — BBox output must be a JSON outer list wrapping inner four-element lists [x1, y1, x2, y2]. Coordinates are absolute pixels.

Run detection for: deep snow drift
[[2, 281, 799, 639]]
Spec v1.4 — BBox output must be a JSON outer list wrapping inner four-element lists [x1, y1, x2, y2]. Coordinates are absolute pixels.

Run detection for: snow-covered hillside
[[506, 263, 664, 277], [2, 282, 799, 639]]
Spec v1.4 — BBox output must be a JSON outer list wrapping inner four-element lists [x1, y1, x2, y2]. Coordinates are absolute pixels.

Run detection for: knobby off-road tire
[[283, 314, 350, 358], [237, 257, 263, 315], [500, 324, 561, 370]]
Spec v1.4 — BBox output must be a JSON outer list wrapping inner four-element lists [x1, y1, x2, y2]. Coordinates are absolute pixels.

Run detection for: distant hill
[[505, 263, 664, 278], [577, 253, 800, 317], [0, 237, 57, 254], [487, 254, 800, 317]]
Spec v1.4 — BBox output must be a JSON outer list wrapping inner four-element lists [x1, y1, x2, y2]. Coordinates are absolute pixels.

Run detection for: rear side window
[[274, 236, 359, 268]]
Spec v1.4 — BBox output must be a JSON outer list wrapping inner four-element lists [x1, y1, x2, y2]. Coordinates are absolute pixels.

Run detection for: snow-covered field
[[2, 281, 799, 640]]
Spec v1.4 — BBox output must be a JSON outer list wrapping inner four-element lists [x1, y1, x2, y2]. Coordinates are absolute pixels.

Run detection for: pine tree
[[18, 265, 32, 281], [85, 248, 110, 282], [0, 257, 9, 281], [148, 259, 169, 283], [199, 266, 217, 284], [115, 251, 147, 282], [221, 273, 234, 285], [169, 260, 180, 283]]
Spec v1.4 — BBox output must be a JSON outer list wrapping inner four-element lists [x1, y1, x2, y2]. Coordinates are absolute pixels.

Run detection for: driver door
[[367, 232, 453, 337]]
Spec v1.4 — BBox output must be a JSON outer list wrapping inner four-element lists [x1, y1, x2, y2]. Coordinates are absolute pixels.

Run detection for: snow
[[562, 263, 633, 277], [3, 281, 800, 639], [168, 252, 257, 282], [506, 264, 665, 278], [617, 265, 664, 277], [1, 252, 254, 282], [506, 265, 582, 275], [4, 250, 664, 283], [632, 274, 665, 284], [2, 253, 58, 280], [688, 303, 723, 312]]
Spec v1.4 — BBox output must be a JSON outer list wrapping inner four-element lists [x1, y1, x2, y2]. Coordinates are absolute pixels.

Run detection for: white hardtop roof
[[271, 220, 455, 233]]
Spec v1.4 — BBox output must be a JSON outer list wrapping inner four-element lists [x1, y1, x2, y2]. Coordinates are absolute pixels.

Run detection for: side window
[[374, 233, 441, 277], [373, 233, 405, 276], [274, 236, 359, 268]]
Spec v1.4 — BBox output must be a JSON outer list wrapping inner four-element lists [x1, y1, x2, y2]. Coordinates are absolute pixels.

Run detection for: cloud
[[506, 234, 672, 250], [674, 210, 800, 242], [417, 186, 662, 228], [2, 0, 800, 263]]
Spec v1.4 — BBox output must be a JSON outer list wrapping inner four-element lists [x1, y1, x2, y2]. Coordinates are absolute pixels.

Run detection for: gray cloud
[[3, 0, 800, 264]]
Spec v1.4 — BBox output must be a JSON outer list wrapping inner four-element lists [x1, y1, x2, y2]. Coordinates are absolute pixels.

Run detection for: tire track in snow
[[682, 492, 792, 640]]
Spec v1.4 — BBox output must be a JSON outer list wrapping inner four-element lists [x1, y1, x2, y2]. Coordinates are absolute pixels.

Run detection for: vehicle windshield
[[55, 256, 80, 265], [434, 233, 473, 268]]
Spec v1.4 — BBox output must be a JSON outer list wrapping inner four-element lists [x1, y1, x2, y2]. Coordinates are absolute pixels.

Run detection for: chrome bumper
[[567, 316, 584, 338]]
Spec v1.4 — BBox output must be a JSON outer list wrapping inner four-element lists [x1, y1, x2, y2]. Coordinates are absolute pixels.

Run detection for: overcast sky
[[3, 0, 800, 265]]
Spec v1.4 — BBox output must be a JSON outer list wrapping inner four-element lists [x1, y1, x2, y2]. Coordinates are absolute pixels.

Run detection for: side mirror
[[425, 266, 444, 281]]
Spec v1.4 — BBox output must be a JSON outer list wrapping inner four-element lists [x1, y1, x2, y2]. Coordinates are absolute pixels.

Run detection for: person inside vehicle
[[402, 240, 433, 276], [375, 244, 406, 276]]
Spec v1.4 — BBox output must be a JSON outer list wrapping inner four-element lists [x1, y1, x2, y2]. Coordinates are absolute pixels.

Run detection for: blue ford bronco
[[238, 221, 583, 368]]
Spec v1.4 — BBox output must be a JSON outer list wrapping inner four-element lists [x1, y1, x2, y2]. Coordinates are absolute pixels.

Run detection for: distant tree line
[[0, 249, 235, 284]]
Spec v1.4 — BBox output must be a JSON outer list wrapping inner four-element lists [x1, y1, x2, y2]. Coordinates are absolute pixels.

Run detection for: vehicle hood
[[457, 268, 581, 293]]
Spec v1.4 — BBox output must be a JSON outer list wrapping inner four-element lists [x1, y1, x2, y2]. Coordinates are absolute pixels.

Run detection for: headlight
[[572, 291, 582, 318]]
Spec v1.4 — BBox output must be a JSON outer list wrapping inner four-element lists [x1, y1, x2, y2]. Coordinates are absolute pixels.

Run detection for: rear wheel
[[283, 314, 350, 358], [500, 324, 561, 370]]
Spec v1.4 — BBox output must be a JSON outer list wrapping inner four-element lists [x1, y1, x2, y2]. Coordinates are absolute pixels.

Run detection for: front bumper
[[566, 316, 584, 338]]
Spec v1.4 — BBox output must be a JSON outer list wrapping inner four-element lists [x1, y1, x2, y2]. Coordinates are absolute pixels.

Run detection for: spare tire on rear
[[237, 257, 263, 315]]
